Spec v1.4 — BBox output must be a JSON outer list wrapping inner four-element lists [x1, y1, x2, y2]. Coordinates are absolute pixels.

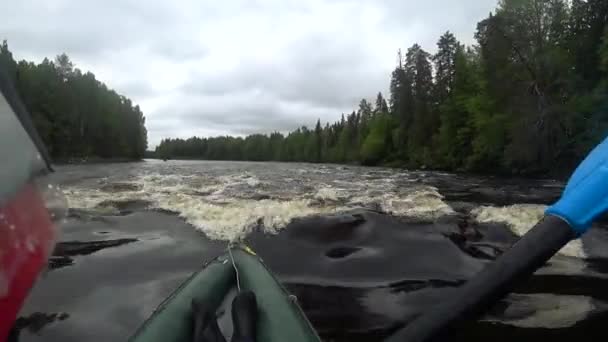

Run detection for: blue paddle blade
[[546, 136, 608, 235]]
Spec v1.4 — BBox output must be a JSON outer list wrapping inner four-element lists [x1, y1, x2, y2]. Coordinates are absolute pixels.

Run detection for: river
[[14, 160, 608, 341]]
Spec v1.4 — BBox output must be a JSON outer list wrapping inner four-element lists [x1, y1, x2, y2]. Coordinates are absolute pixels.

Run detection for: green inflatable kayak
[[129, 246, 321, 342]]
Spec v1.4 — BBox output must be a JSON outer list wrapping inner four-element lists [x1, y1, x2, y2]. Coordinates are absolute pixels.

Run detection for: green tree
[[361, 113, 391, 165], [389, 54, 415, 159], [405, 44, 435, 165], [437, 46, 477, 169], [313, 119, 323, 162], [0, 40, 17, 82], [433, 31, 460, 104], [1, 42, 148, 160]]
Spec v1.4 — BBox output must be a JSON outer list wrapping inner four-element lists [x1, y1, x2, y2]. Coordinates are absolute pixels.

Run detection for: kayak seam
[[233, 246, 322, 341]]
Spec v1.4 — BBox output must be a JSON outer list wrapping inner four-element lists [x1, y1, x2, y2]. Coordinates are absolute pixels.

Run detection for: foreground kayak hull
[[129, 247, 321, 342]]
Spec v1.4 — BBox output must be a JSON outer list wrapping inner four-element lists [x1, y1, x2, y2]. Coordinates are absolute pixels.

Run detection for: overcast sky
[[2, 0, 498, 148]]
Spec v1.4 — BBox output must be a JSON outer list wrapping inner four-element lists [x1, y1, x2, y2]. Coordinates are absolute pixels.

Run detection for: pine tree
[[405, 44, 435, 165], [314, 119, 323, 162], [437, 46, 477, 169], [0, 40, 17, 82], [1, 43, 148, 160], [389, 62, 414, 158], [433, 31, 460, 104], [375, 92, 389, 114]]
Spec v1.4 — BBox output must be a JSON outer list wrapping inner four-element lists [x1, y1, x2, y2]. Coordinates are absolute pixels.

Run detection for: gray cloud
[[180, 33, 383, 110], [1, 0, 499, 148]]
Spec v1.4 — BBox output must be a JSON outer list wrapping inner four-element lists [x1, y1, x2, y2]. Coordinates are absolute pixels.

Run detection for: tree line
[[160, 0, 607, 176], [0, 42, 147, 161]]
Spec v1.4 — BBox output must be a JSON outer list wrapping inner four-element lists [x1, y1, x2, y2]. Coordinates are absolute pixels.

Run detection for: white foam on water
[[472, 204, 586, 258], [349, 187, 454, 221], [313, 186, 352, 203], [62, 172, 455, 241], [244, 176, 261, 187], [63, 188, 102, 209], [384, 188, 454, 219], [472, 204, 546, 235], [313, 186, 341, 202], [482, 294, 594, 328], [63, 173, 334, 241], [155, 195, 330, 241]]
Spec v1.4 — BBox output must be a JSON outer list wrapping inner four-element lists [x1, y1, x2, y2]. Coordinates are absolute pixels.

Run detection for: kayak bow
[[129, 246, 321, 342]]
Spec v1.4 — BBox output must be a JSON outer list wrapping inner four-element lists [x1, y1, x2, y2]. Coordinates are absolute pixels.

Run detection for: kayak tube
[[129, 246, 321, 342]]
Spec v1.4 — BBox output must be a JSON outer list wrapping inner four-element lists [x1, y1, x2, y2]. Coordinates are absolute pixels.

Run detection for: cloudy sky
[[2, 0, 498, 148]]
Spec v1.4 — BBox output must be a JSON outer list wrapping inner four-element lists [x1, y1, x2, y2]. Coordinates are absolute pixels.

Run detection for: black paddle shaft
[[386, 215, 575, 342]]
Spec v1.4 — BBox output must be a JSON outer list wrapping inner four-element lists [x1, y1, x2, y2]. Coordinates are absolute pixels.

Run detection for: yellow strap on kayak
[[242, 245, 256, 256]]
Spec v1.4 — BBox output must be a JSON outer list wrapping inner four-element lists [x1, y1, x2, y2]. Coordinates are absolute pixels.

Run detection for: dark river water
[[13, 160, 608, 341]]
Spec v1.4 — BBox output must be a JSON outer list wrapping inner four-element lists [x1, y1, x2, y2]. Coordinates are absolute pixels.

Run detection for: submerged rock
[[100, 182, 142, 192], [53, 238, 138, 257], [12, 312, 70, 335], [95, 199, 152, 213]]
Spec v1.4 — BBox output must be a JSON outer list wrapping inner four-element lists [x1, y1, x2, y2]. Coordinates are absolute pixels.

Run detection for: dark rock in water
[[192, 189, 215, 196], [449, 201, 478, 215], [67, 208, 113, 222], [248, 193, 272, 201], [12, 312, 70, 335], [150, 207, 180, 215], [325, 246, 362, 259], [474, 222, 520, 244], [48, 239, 138, 271], [100, 182, 142, 192], [53, 238, 137, 257], [48, 256, 74, 270], [466, 243, 504, 259], [96, 199, 152, 213], [444, 221, 519, 260]]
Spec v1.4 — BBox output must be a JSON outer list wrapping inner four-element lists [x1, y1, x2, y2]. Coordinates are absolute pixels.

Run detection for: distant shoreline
[[144, 156, 563, 180], [53, 157, 143, 165]]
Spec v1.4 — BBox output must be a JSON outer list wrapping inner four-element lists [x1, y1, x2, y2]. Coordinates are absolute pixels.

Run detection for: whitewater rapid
[[63, 172, 453, 240], [59, 161, 582, 257]]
